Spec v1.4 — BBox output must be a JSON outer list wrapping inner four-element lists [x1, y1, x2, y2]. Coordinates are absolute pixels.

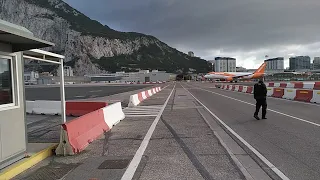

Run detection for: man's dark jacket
[[254, 81, 267, 100]]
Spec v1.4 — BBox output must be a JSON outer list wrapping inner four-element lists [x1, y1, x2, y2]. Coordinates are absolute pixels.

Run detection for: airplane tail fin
[[253, 62, 267, 74]]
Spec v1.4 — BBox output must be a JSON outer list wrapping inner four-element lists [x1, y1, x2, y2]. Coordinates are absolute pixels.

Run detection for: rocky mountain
[[0, 0, 211, 75]]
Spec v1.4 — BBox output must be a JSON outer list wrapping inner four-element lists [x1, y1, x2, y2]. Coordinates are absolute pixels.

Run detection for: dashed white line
[[121, 84, 176, 180], [181, 84, 290, 180], [74, 95, 85, 98], [89, 90, 102, 93]]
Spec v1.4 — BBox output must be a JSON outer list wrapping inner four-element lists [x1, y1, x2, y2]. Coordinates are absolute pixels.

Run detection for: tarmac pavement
[[16, 82, 266, 180], [183, 81, 320, 180]]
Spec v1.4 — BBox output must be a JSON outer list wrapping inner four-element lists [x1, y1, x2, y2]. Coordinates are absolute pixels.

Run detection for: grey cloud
[[63, 0, 320, 67]]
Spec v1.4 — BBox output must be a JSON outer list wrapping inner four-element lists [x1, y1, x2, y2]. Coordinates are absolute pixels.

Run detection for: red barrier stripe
[[280, 83, 287, 88], [246, 86, 253, 93], [294, 82, 303, 88], [145, 91, 150, 98], [272, 88, 284, 98], [66, 102, 108, 117], [62, 109, 110, 153], [238, 86, 243, 92], [268, 82, 275, 87], [294, 90, 313, 102], [314, 82, 320, 90], [138, 92, 144, 102]]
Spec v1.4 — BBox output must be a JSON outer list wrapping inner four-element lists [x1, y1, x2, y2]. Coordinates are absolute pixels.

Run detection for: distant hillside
[[0, 0, 211, 75]]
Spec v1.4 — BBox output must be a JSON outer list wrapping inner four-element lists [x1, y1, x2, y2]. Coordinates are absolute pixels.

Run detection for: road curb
[[0, 144, 58, 180]]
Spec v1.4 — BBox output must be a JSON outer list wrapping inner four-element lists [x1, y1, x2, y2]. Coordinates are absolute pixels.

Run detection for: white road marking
[[89, 90, 102, 93], [121, 84, 176, 180], [181, 84, 290, 180], [125, 115, 158, 117], [74, 95, 85, 98], [190, 85, 320, 128]]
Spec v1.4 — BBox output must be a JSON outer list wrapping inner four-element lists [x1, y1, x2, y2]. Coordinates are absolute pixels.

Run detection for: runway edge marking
[[181, 84, 290, 180]]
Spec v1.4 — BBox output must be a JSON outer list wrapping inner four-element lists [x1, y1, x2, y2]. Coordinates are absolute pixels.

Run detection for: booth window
[[0, 58, 13, 105]]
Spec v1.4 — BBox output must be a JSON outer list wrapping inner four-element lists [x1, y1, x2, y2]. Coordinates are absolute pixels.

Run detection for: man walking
[[253, 79, 267, 120]]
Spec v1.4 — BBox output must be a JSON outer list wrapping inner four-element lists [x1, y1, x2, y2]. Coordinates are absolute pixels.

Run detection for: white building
[[24, 71, 39, 85], [236, 67, 247, 72], [57, 66, 73, 77], [214, 57, 236, 72], [313, 57, 320, 69], [188, 51, 195, 57], [87, 69, 170, 83], [265, 57, 284, 71]]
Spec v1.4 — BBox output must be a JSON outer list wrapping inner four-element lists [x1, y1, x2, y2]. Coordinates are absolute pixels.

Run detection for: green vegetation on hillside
[[93, 44, 211, 73]]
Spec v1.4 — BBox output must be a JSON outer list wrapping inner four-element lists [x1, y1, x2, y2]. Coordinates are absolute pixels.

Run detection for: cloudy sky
[[63, 0, 320, 69]]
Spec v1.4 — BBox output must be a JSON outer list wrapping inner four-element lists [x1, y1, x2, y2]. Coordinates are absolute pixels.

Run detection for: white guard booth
[[0, 19, 66, 169]]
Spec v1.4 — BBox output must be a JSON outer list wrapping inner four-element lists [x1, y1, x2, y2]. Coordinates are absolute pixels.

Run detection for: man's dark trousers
[[254, 98, 267, 118]]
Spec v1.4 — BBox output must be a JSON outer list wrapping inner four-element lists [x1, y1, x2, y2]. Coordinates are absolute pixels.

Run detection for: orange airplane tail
[[252, 62, 267, 78], [254, 62, 267, 74]]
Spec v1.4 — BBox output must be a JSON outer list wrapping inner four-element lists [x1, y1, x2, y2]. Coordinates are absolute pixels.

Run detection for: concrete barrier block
[[311, 90, 320, 103], [33, 100, 61, 115], [103, 102, 125, 127], [26, 101, 35, 114], [283, 89, 296, 100], [242, 86, 248, 93], [267, 87, 274, 96]]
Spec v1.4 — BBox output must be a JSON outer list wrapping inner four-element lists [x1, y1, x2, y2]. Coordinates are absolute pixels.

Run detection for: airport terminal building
[[87, 70, 170, 83]]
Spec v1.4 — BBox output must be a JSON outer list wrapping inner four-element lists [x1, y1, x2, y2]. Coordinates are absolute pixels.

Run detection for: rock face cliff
[[0, 0, 210, 75]]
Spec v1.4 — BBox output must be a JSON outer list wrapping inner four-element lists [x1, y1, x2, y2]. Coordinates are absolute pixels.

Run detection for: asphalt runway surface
[[183, 82, 320, 180], [25, 84, 151, 100]]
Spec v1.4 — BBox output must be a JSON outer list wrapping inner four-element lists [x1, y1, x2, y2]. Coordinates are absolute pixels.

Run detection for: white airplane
[[204, 62, 267, 82]]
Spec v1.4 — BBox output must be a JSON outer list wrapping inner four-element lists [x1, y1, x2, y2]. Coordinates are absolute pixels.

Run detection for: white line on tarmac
[[74, 95, 85, 98], [89, 90, 102, 93], [121, 83, 176, 180], [187, 84, 320, 128], [181, 84, 290, 180]]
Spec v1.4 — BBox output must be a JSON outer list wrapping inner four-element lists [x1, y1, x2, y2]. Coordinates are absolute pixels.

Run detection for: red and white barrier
[[266, 82, 274, 87], [283, 89, 296, 100], [294, 90, 313, 102], [26, 101, 108, 116], [311, 90, 320, 103], [56, 102, 125, 155], [272, 88, 285, 98], [266, 82, 320, 90], [314, 82, 320, 90], [267, 87, 274, 96], [66, 102, 108, 117], [238, 86, 243, 92], [129, 87, 162, 107], [303, 82, 315, 89], [247, 86, 253, 94], [242, 86, 248, 93], [279, 83, 287, 88], [219, 83, 320, 104], [274, 83, 280, 87], [286, 83, 295, 88], [235, 85, 240, 91]]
